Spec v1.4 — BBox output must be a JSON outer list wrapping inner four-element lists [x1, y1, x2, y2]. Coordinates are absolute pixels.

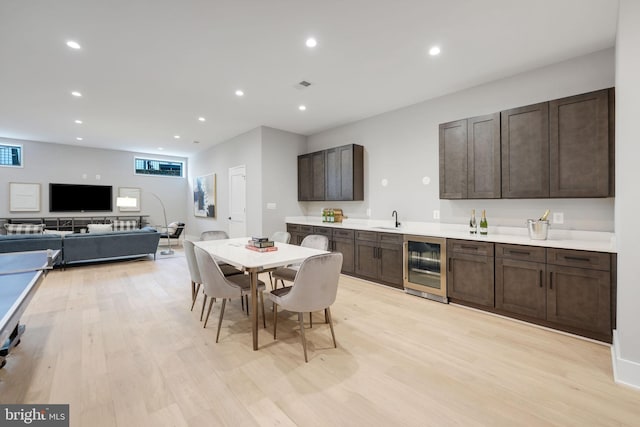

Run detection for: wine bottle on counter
[[469, 209, 477, 234], [480, 209, 488, 235]]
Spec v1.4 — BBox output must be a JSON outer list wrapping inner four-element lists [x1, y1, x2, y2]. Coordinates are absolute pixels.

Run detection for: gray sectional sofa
[[0, 227, 160, 266]]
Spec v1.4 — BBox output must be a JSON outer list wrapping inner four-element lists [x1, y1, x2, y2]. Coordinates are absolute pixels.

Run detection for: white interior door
[[228, 165, 246, 237]]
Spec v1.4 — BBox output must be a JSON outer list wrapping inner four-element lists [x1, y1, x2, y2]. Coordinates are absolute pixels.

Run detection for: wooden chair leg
[[191, 282, 201, 311], [200, 294, 208, 321], [310, 312, 313, 328], [203, 297, 215, 328], [260, 290, 266, 329], [245, 295, 249, 316], [273, 302, 278, 339], [326, 307, 337, 348], [216, 299, 227, 343], [191, 280, 196, 301], [268, 272, 274, 289], [298, 312, 308, 363]]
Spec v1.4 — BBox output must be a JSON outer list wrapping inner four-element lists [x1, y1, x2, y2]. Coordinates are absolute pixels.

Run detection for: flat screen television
[[49, 183, 113, 212]]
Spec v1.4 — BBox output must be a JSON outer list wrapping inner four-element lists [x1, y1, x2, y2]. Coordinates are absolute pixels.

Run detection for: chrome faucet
[[392, 210, 400, 228]]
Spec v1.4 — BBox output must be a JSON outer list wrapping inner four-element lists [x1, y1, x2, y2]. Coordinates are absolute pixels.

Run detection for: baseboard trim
[[611, 330, 640, 390]]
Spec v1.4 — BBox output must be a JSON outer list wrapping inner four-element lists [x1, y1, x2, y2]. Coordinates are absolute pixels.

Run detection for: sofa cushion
[[87, 223, 113, 233], [4, 223, 44, 235], [113, 220, 138, 231]]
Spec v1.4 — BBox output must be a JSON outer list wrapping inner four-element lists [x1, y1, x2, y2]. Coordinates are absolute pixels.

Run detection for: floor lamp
[[150, 192, 174, 255]]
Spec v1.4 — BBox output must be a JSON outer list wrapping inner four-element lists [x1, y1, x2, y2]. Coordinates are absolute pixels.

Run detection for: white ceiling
[[0, 0, 618, 158]]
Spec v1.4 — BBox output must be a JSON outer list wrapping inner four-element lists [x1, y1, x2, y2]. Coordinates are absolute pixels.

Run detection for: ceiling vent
[[295, 80, 312, 90]]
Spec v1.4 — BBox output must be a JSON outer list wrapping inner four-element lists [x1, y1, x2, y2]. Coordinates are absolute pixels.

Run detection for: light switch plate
[[433, 210, 440, 219], [366, 208, 371, 217], [553, 212, 564, 224], [266, 203, 276, 210]]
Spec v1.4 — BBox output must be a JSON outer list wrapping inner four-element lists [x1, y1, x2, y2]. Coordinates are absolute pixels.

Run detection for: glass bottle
[[480, 209, 488, 235], [469, 209, 477, 234]]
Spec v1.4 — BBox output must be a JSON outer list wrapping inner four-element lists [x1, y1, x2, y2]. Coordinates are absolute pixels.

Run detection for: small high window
[[0, 143, 22, 167], [134, 157, 184, 177]]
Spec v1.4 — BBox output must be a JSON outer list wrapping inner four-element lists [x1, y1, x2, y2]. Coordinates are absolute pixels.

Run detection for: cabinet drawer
[[379, 232, 403, 245], [332, 228, 354, 240], [547, 248, 611, 271], [299, 225, 313, 234], [448, 239, 494, 256], [496, 244, 546, 262], [313, 226, 333, 237], [286, 223, 300, 233], [355, 230, 378, 242]]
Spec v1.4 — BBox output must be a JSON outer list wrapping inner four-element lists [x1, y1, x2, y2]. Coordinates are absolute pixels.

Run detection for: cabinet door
[[501, 103, 549, 198], [467, 113, 501, 199], [495, 258, 546, 319], [334, 238, 355, 274], [439, 119, 468, 199], [447, 253, 494, 307], [355, 239, 378, 281], [549, 89, 610, 197], [378, 242, 403, 288], [325, 144, 364, 201], [298, 152, 325, 201], [547, 264, 611, 338]]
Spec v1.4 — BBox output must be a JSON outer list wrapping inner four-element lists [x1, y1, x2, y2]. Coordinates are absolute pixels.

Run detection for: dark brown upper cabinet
[[325, 144, 364, 201], [298, 144, 364, 201], [439, 114, 500, 199], [467, 113, 501, 198], [439, 119, 468, 199], [298, 151, 325, 201], [549, 89, 611, 198], [501, 102, 550, 198]]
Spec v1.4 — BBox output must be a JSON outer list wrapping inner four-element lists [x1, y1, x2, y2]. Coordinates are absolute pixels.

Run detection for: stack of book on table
[[245, 237, 278, 252]]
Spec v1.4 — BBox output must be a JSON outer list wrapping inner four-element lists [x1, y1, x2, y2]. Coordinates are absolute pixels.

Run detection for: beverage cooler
[[403, 235, 447, 303]]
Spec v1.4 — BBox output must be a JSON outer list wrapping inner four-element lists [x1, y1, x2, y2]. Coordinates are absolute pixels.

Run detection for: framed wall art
[[194, 173, 216, 218], [118, 187, 141, 212], [9, 182, 40, 212]]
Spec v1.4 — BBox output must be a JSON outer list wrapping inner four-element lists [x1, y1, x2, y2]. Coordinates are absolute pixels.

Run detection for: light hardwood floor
[[1, 249, 638, 426]]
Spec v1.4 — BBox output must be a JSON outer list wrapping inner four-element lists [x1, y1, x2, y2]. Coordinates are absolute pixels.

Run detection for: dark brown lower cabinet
[[495, 244, 612, 342], [332, 229, 355, 275], [447, 240, 494, 307], [286, 223, 312, 245], [354, 231, 403, 288]]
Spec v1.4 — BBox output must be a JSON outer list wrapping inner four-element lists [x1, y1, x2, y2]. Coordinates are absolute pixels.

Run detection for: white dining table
[[194, 237, 328, 350]]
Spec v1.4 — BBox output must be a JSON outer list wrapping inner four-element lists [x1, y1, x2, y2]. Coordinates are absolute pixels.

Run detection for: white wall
[[260, 126, 307, 237], [613, 0, 640, 389], [186, 127, 262, 240], [306, 48, 616, 231], [0, 138, 188, 227]]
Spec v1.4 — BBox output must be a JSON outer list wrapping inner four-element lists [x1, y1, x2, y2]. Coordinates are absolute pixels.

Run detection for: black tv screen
[[49, 183, 113, 212]]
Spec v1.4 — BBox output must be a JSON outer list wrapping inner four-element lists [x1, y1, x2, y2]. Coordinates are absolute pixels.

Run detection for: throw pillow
[[4, 223, 44, 235], [87, 223, 113, 233], [166, 221, 179, 235], [113, 220, 138, 231]]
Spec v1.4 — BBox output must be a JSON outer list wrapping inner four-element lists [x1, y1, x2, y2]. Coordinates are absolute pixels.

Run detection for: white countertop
[[285, 217, 617, 253]]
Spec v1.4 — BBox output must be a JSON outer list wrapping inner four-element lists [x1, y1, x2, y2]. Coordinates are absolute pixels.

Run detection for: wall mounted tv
[[49, 183, 113, 212]]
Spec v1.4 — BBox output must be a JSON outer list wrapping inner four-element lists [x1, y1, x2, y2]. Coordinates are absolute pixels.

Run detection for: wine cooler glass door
[[404, 236, 447, 299]]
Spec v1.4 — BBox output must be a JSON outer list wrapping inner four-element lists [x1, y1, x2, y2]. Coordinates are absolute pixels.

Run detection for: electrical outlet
[[433, 210, 440, 219], [366, 208, 371, 217], [553, 212, 564, 224]]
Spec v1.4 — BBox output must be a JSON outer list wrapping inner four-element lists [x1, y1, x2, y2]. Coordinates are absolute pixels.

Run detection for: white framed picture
[[9, 182, 40, 212]]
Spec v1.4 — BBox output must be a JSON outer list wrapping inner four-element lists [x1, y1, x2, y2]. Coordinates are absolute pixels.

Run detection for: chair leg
[[245, 295, 249, 316], [200, 294, 208, 321], [216, 299, 227, 343], [191, 282, 201, 311], [273, 302, 278, 340], [241, 293, 245, 312], [191, 280, 196, 301], [298, 312, 308, 363], [269, 272, 274, 289], [203, 297, 215, 328], [260, 290, 266, 329], [309, 312, 313, 328], [326, 307, 337, 348]]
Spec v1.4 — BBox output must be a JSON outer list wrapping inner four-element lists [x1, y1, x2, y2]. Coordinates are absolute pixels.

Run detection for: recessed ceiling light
[[71, 91, 82, 97], [158, 147, 164, 151], [235, 89, 244, 97], [198, 117, 206, 122], [74, 119, 83, 124], [174, 135, 181, 139], [298, 105, 307, 111], [66, 40, 81, 49], [429, 46, 441, 56], [76, 137, 83, 141], [306, 37, 317, 48]]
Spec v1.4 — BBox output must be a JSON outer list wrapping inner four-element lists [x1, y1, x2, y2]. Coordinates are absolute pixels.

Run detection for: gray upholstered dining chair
[[272, 234, 329, 288], [194, 246, 267, 341], [268, 252, 343, 362], [268, 231, 291, 288], [200, 230, 229, 241]]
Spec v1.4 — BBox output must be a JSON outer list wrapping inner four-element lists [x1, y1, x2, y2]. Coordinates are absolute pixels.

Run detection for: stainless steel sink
[[372, 226, 402, 231]]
